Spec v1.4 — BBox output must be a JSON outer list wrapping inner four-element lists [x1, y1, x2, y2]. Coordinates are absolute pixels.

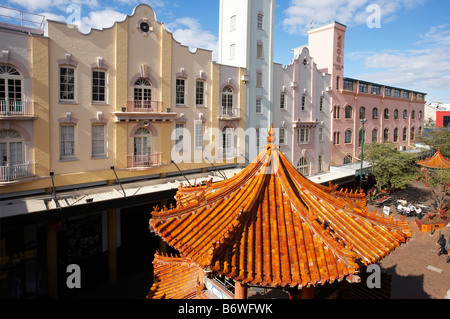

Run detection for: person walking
[[437, 234, 447, 256]]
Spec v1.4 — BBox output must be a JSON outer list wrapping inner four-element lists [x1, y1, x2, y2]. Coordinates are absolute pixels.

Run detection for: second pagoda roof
[[150, 126, 411, 288], [417, 147, 450, 169]]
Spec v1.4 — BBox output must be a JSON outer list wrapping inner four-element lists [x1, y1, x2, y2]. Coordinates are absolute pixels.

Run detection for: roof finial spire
[[267, 123, 275, 143]]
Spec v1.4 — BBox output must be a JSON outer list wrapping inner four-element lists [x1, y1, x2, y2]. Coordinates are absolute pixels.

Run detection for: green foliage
[[417, 127, 450, 157], [364, 142, 418, 191]]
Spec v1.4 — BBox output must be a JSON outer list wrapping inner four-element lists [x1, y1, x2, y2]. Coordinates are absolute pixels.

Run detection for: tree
[[364, 142, 418, 192], [419, 168, 450, 210], [417, 127, 450, 157]]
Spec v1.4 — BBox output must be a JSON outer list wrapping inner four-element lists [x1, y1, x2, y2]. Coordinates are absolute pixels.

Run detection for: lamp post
[[360, 119, 367, 191]]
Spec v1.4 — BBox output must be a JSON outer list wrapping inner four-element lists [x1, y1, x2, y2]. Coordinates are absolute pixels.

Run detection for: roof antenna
[[171, 160, 191, 185], [204, 157, 227, 180]]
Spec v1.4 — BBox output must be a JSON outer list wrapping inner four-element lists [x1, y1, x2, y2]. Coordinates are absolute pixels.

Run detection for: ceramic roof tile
[[146, 253, 207, 299], [150, 125, 411, 288], [417, 148, 450, 169]]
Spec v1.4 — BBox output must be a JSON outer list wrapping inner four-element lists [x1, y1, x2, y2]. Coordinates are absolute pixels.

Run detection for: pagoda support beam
[[234, 282, 248, 299], [299, 286, 314, 299], [108, 208, 117, 283]]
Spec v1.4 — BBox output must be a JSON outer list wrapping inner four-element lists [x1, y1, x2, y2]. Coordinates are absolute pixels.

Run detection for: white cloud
[[350, 24, 450, 101], [166, 17, 218, 61], [77, 9, 127, 33], [282, 0, 426, 35]]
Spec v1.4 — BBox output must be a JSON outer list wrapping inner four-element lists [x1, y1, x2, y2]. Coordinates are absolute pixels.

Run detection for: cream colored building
[[1, 4, 246, 196]]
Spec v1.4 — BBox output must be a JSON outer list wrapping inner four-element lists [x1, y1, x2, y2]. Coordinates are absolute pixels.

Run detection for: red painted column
[[234, 281, 248, 299]]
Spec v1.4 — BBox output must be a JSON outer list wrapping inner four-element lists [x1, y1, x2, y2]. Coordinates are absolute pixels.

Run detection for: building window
[[175, 123, 184, 152], [280, 92, 286, 110], [256, 128, 260, 150], [385, 87, 391, 96], [92, 124, 105, 157], [297, 128, 310, 144], [257, 13, 263, 30], [371, 85, 380, 95], [345, 130, 352, 144], [301, 95, 306, 110], [334, 106, 340, 119], [345, 105, 352, 119], [176, 78, 185, 105], [60, 125, 75, 159], [318, 127, 324, 142], [296, 157, 309, 176], [256, 71, 263, 87], [223, 126, 233, 156], [393, 89, 400, 98], [418, 127, 422, 136], [133, 128, 152, 166], [230, 44, 236, 60], [196, 81, 204, 106], [92, 70, 106, 102], [394, 109, 399, 119], [0, 65, 22, 106], [402, 127, 407, 141], [359, 107, 366, 120], [411, 110, 415, 119], [0, 129, 24, 170], [318, 155, 323, 173], [344, 155, 352, 164], [134, 78, 152, 109], [372, 108, 378, 119], [256, 98, 262, 114], [402, 91, 409, 99], [333, 131, 340, 145], [336, 76, 340, 90], [359, 129, 364, 147], [60, 67, 75, 101], [372, 129, 378, 143], [279, 128, 286, 145], [411, 127, 415, 140], [384, 128, 389, 142], [230, 15, 236, 32], [359, 83, 367, 93], [195, 121, 203, 149], [384, 108, 389, 119], [403, 110, 407, 119], [257, 42, 263, 59], [343, 79, 353, 91], [222, 86, 234, 115]]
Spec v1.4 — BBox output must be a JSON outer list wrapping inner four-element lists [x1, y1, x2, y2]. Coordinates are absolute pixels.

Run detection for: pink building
[[306, 22, 426, 166]]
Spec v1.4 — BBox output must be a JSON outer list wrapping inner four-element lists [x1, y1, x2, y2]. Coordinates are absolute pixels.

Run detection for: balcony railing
[[0, 100, 35, 117], [219, 108, 241, 119], [126, 100, 163, 113], [127, 153, 162, 168], [0, 162, 35, 182]]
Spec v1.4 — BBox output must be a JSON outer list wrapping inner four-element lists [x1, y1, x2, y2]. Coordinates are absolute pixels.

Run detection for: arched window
[[394, 128, 399, 142], [372, 108, 378, 119], [222, 86, 234, 116], [296, 157, 309, 176], [411, 127, 415, 140], [403, 110, 408, 119], [134, 127, 152, 157], [384, 108, 389, 119], [419, 111, 423, 119], [345, 105, 352, 119], [411, 110, 415, 119], [0, 129, 24, 167], [403, 127, 407, 141], [394, 109, 399, 119], [0, 65, 22, 114], [372, 129, 378, 143], [134, 78, 152, 110], [345, 130, 352, 144], [343, 155, 352, 164], [384, 128, 389, 142], [359, 107, 366, 120]]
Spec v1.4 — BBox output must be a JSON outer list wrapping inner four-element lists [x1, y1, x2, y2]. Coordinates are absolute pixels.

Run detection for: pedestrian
[[437, 234, 446, 256]]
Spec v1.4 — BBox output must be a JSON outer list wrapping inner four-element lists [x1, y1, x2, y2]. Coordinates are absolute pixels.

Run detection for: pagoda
[[417, 147, 450, 170], [147, 125, 411, 299]]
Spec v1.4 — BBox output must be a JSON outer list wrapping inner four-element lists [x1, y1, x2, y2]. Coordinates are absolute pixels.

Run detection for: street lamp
[[360, 119, 367, 191]]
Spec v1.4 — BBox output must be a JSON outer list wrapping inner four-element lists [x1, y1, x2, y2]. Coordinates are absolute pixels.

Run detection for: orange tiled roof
[[417, 148, 450, 169], [146, 253, 208, 299], [150, 126, 411, 288]]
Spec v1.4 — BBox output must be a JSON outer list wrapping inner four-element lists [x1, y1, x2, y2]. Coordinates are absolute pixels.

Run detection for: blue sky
[[2, 0, 450, 103]]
